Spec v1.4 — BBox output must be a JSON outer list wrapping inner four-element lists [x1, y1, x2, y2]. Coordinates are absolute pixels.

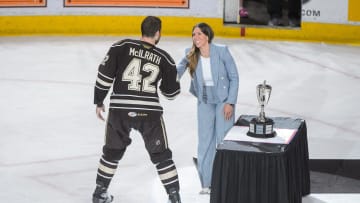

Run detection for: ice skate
[[92, 186, 113, 203], [168, 188, 181, 203]]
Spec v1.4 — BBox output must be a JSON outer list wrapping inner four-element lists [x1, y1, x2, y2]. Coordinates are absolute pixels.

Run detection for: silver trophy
[[257, 80, 272, 122], [247, 80, 276, 138]]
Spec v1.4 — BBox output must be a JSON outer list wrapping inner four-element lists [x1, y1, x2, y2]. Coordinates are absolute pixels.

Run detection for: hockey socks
[[156, 159, 180, 194], [96, 155, 119, 188]]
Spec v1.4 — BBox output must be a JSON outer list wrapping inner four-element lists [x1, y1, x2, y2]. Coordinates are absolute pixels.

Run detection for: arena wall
[[0, 0, 359, 45]]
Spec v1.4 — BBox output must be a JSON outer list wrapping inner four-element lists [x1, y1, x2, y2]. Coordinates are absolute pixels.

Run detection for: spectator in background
[[267, 0, 301, 27], [239, 0, 249, 18]]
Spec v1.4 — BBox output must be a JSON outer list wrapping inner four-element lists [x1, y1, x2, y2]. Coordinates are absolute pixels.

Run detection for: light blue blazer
[[177, 43, 239, 104]]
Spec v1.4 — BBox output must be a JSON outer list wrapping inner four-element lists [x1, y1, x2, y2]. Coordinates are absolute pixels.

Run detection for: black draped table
[[210, 115, 310, 203]]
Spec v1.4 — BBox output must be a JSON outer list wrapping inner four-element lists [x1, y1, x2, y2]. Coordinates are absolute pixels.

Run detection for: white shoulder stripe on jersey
[[153, 49, 175, 66], [111, 41, 141, 48]]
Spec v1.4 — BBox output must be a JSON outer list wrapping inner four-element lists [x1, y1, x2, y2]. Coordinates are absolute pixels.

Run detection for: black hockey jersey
[[94, 39, 180, 119]]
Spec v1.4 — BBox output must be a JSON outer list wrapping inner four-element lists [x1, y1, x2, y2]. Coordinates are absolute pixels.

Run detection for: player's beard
[[155, 34, 161, 45]]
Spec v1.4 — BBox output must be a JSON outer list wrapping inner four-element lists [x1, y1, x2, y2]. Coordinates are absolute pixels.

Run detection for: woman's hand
[[223, 103, 234, 120]]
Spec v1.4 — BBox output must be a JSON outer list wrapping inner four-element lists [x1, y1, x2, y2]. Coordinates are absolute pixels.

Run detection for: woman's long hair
[[186, 23, 214, 77]]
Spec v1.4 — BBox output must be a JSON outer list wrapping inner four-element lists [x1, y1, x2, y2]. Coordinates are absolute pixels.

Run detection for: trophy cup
[[247, 80, 276, 138]]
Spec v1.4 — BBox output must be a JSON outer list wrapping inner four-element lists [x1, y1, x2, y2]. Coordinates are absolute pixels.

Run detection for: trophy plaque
[[247, 80, 276, 138]]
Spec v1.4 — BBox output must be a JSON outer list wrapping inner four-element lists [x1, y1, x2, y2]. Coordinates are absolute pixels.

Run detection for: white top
[[200, 56, 214, 86]]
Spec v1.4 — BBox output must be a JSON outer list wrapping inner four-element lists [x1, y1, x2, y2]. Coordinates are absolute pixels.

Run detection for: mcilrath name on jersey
[[129, 47, 161, 65]]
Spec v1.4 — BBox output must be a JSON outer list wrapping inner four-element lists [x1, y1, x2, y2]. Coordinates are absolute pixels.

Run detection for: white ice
[[0, 36, 359, 202]]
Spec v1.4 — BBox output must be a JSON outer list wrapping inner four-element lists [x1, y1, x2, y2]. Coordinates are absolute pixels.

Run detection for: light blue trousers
[[197, 101, 235, 188]]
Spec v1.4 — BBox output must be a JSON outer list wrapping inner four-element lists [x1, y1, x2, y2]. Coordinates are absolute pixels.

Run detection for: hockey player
[[92, 16, 181, 203]]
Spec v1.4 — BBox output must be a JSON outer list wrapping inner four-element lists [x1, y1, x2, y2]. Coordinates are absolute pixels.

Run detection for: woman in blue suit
[[177, 23, 239, 194]]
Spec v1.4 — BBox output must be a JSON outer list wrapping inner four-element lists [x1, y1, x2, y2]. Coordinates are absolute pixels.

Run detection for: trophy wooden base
[[247, 117, 276, 138]]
